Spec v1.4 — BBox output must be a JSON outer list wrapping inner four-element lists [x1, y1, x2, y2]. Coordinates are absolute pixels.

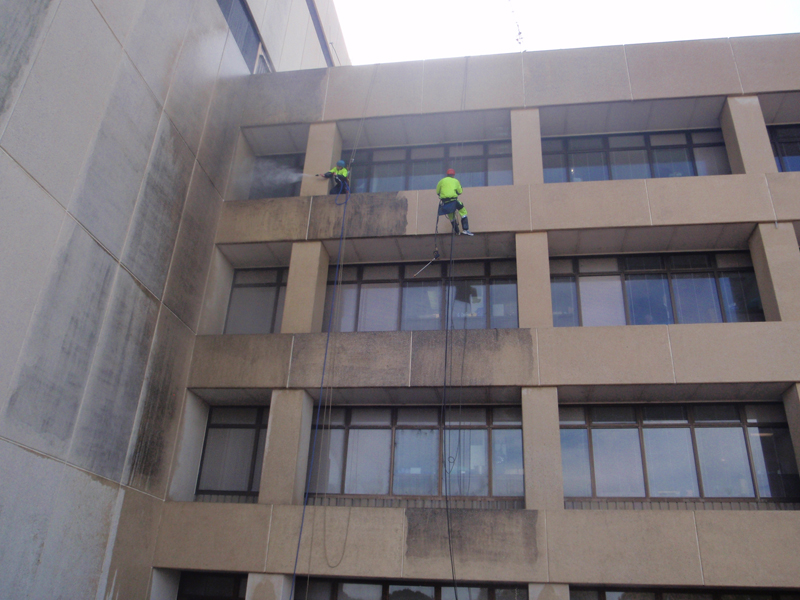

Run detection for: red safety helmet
[[446, 168, 456, 176]]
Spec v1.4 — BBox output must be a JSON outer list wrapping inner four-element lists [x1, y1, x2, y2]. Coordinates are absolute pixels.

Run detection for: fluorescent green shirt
[[330, 167, 348, 178], [436, 176, 462, 199]]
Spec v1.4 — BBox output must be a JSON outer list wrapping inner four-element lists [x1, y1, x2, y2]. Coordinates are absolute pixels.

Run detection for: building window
[[560, 403, 800, 501], [178, 572, 247, 600], [215, 0, 270, 73], [308, 406, 524, 500], [224, 268, 288, 334], [550, 252, 764, 327], [249, 154, 305, 199], [322, 260, 518, 332], [768, 125, 800, 172], [572, 589, 800, 600], [542, 130, 731, 183], [296, 578, 528, 600], [195, 407, 269, 502], [344, 142, 513, 193]]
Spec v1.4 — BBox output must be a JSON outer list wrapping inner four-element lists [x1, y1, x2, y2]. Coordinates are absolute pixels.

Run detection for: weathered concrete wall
[[0, 0, 250, 596]]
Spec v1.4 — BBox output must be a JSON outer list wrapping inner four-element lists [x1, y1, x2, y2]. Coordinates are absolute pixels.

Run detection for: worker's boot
[[460, 217, 474, 236], [451, 220, 460, 234]]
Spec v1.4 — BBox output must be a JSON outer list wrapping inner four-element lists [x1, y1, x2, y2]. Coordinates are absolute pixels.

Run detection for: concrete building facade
[[2, 3, 800, 599]]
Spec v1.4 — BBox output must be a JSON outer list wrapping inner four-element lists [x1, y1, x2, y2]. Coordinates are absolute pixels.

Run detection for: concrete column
[[511, 108, 544, 185], [258, 389, 314, 505], [516, 232, 552, 329], [300, 122, 343, 196], [720, 96, 778, 175], [280, 241, 330, 333], [149, 569, 180, 600], [782, 384, 800, 474], [246, 574, 292, 600], [529, 584, 570, 600], [522, 387, 564, 510], [748, 222, 800, 321]]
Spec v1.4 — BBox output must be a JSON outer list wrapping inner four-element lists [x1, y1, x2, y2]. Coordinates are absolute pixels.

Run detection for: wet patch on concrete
[[307, 192, 410, 239]]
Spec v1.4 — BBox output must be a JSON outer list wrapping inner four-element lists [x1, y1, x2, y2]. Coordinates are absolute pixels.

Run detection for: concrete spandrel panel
[[465, 53, 524, 111], [731, 33, 800, 94], [0, 439, 65, 599], [92, 0, 147, 41], [537, 326, 674, 386], [126, 307, 195, 499], [524, 45, 631, 106], [323, 64, 379, 121], [68, 268, 160, 483], [696, 511, 800, 587], [243, 69, 328, 126], [189, 334, 293, 388], [121, 114, 195, 299], [626, 39, 742, 100], [99, 488, 164, 600], [410, 329, 537, 388], [68, 56, 161, 258], [216, 197, 311, 244], [646, 174, 774, 226], [288, 332, 412, 388], [362, 62, 424, 118], [414, 186, 530, 235], [1, 219, 116, 458], [163, 166, 223, 331], [403, 509, 546, 582], [198, 33, 250, 196], [154, 502, 271, 571], [163, 0, 228, 156], [421, 57, 468, 114], [531, 180, 650, 231], [275, 0, 308, 72], [124, 0, 194, 105], [0, 150, 64, 405], [669, 322, 800, 384], [547, 510, 703, 585], [266, 505, 405, 578], [258, 0, 291, 61], [0, 0, 59, 135], [768, 172, 800, 221], [307, 192, 411, 240], [28, 464, 120, 600], [0, 0, 122, 206]]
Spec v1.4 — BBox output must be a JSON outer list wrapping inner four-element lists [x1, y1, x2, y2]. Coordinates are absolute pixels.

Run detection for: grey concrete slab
[[1, 219, 116, 458], [68, 56, 161, 258], [121, 114, 195, 299], [0, 0, 59, 135], [0, 149, 64, 406], [163, 165, 222, 331], [124, 0, 194, 105], [197, 32, 250, 196], [164, 0, 228, 156], [242, 69, 328, 127], [68, 268, 160, 482], [0, 0, 122, 206], [92, 0, 147, 42], [125, 306, 195, 499], [307, 192, 411, 240], [28, 463, 120, 600], [0, 439, 65, 599]]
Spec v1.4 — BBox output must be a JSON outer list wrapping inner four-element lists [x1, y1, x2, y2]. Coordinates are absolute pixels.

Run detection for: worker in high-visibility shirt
[[436, 168, 473, 236], [322, 160, 349, 194]]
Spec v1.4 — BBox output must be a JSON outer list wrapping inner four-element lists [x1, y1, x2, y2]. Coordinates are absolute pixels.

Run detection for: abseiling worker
[[323, 160, 349, 194], [436, 168, 473, 236]]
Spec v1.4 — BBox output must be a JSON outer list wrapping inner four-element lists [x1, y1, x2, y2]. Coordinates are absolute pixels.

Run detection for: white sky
[[331, 0, 800, 65]]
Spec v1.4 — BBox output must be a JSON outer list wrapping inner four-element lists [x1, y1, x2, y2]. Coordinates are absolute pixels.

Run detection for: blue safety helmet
[[337, 160, 346, 168]]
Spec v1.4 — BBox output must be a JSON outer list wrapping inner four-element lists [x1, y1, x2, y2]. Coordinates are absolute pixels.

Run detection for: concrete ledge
[[189, 322, 800, 390], [152, 502, 800, 587]]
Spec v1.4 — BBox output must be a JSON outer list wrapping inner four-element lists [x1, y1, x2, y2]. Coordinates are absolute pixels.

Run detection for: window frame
[[542, 129, 730, 183], [344, 141, 513, 193], [195, 406, 270, 500], [323, 260, 518, 333], [549, 252, 764, 327], [224, 267, 289, 335], [308, 406, 524, 501], [559, 403, 800, 502], [571, 586, 800, 600], [296, 577, 528, 600], [768, 124, 800, 172]]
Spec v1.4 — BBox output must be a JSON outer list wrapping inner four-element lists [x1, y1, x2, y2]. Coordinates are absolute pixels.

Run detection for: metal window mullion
[[637, 409, 651, 499], [740, 405, 762, 500], [388, 410, 397, 495], [586, 424, 597, 497], [246, 410, 263, 493], [689, 409, 707, 498]]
